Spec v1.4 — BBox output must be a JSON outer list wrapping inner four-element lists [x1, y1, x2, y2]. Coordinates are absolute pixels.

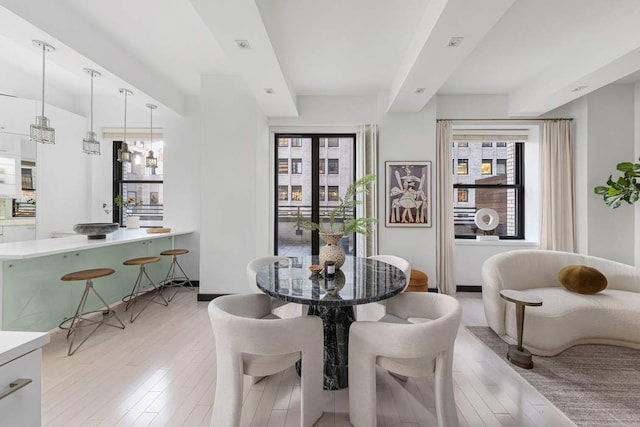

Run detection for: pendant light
[[145, 103, 158, 169], [30, 40, 55, 144], [117, 88, 133, 162], [82, 68, 101, 154]]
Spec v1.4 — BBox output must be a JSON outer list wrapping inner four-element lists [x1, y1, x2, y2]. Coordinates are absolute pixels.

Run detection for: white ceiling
[[1, 0, 640, 118]]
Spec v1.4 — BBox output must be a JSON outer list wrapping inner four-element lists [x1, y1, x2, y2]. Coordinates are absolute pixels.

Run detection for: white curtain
[[436, 121, 456, 295], [356, 124, 378, 258], [540, 119, 575, 252]]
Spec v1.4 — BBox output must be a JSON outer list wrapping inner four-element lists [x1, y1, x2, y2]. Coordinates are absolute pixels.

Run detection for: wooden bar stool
[[59, 268, 125, 356], [160, 249, 194, 302], [122, 256, 168, 323]]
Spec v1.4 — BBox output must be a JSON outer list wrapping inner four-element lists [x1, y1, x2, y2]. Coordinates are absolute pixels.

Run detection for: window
[[497, 142, 507, 147], [291, 186, 302, 201], [328, 138, 339, 147], [328, 186, 339, 201], [453, 141, 524, 239], [482, 142, 493, 147], [319, 158, 325, 174], [481, 159, 492, 175], [278, 186, 288, 201], [457, 159, 468, 175], [113, 139, 164, 228], [319, 187, 326, 201], [457, 142, 468, 148], [327, 159, 339, 174], [278, 158, 288, 174], [496, 159, 507, 175], [278, 139, 289, 147], [291, 159, 302, 174], [291, 138, 302, 147]]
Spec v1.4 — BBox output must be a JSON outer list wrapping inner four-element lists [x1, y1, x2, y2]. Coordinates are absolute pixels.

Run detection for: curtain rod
[[436, 118, 573, 121]]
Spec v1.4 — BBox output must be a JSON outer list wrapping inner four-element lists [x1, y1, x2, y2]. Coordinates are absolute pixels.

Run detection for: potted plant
[[298, 174, 378, 268], [594, 159, 640, 208], [103, 195, 142, 228]]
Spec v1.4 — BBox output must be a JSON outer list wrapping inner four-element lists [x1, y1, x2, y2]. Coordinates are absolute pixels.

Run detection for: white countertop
[[0, 331, 49, 366], [0, 218, 36, 226], [0, 228, 193, 260]]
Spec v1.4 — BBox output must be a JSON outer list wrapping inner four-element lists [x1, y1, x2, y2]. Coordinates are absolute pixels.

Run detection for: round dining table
[[256, 255, 406, 390]]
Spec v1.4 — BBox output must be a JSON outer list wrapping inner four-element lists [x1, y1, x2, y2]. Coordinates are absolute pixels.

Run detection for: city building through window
[[291, 185, 302, 201], [327, 159, 339, 174], [291, 158, 302, 174], [278, 158, 288, 174], [453, 140, 524, 239], [278, 185, 288, 201]]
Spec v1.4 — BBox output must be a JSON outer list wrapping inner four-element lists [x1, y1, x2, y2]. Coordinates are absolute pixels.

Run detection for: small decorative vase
[[126, 216, 140, 229], [319, 232, 345, 268]]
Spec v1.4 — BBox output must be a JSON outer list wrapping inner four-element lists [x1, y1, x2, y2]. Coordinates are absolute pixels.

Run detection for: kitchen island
[[0, 228, 193, 331]]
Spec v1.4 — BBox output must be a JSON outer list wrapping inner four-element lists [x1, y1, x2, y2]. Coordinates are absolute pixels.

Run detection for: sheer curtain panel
[[540, 119, 575, 252], [356, 124, 378, 258], [436, 120, 456, 295]]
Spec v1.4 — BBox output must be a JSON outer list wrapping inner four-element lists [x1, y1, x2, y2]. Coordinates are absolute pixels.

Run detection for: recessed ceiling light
[[415, 88, 426, 94], [572, 85, 588, 92], [447, 37, 464, 48], [235, 39, 251, 49], [264, 88, 275, 94]]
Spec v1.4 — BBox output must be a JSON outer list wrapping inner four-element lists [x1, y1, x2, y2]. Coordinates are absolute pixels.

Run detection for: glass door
[[275, 134, 355, 256]]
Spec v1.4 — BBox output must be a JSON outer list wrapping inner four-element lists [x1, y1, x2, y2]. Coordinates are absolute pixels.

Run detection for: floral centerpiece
[[298, 174, 377, 268]]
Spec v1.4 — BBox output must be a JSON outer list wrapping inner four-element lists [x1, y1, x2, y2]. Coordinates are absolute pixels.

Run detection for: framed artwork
[[385, 161, 431, 227]]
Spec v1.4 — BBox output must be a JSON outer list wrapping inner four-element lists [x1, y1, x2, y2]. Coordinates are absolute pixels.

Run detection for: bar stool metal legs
[[59, 268, 125, 356], [123, 257, 169, 323], [160, 249, 194, 302]]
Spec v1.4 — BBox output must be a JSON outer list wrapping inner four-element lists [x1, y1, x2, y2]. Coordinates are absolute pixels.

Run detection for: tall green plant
[[297, 174, 378, 235], [594, 159, 640, 208]]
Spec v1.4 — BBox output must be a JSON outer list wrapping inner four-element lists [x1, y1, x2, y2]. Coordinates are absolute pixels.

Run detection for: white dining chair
[[348, 292, 462, 427], [246, 255, 290, 313], [208, 293, 324, 427], [357, 254, 411, 320]]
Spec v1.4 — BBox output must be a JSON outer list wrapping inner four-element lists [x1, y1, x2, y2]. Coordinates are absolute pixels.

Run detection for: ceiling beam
[[387, 0, 516, 113], [509, 5, 640, 116], [0, 0, 185, 116], [189, 0, 298, 118]]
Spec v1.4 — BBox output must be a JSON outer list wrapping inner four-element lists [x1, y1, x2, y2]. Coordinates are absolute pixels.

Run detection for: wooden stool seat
[[406, 269, 428, 292], [61, 268, 115, 282], [123, 256, 160, 266], [160, 249, 189, 256]]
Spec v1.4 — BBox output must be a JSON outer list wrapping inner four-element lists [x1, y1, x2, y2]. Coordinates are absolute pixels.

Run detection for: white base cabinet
[[0, 332, 49, 426]]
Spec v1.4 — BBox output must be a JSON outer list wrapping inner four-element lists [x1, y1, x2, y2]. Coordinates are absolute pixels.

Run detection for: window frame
[[453, 142, 525, 240]]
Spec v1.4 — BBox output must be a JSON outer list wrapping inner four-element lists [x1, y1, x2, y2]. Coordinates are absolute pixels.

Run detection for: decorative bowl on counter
[[73, 223, 119, 240]]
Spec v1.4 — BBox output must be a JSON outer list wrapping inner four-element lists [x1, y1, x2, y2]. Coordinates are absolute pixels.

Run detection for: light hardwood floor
[[41, 291, 575, 426]]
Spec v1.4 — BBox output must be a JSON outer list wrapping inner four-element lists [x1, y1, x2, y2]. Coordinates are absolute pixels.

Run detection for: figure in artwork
[[389, 164, 429, 225]]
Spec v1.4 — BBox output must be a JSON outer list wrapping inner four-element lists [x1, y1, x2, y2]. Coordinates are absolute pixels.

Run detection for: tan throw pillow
[[558, 265, 608, 294]]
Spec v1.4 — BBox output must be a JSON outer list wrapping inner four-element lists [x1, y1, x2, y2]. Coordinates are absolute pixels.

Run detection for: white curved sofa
[[482, 249, 640, 356]]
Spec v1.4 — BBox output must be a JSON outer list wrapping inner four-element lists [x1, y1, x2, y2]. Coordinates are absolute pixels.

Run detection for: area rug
[[467, 326, 640, 426]]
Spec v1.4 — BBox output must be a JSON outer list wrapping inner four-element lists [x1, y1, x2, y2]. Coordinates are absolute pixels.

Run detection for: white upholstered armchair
[[208, 294, 324, 426], [348, 292, 462, 427]]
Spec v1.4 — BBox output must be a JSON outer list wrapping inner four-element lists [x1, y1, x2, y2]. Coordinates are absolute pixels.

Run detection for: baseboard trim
[[197, 293, 227, 301], [427, 288, 439, 293], [457, 285, 482, 293]]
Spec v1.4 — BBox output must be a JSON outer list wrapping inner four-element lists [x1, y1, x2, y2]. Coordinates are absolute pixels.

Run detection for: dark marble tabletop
[[256, 256, 406, 307]]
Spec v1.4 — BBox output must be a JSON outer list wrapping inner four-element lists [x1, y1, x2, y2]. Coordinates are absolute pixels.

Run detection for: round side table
[[499, 289, 543, 369]]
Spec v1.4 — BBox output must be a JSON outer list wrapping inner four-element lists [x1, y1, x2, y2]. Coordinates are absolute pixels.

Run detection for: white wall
[[584, 85, 635, 265], [377, 97, 437, 284], [199, 74, 268, 294]]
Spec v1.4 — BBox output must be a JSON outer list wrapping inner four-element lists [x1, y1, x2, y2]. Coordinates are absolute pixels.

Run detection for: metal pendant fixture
[[145, 103, 158, 169], [30, 40, 55, 144], [82, 68, 101, 155], [117, 88, 133, 162]]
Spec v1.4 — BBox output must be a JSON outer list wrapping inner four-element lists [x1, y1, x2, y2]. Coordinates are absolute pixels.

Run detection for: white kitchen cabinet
[[0, 332, 49, 426], [3, 225, 36, 243]]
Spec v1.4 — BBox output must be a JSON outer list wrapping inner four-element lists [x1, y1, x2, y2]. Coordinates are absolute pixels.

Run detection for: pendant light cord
[[41, 44, 46, 118], [123, 91, 128, 143], [90, 72, 94, 134]]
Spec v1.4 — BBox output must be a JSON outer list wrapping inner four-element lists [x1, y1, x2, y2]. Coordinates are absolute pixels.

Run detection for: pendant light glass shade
[[30, 40, 55, 144], [145, 103, 158, 169], [117, 88, 133, 162], [82, 68, 101, 155]]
